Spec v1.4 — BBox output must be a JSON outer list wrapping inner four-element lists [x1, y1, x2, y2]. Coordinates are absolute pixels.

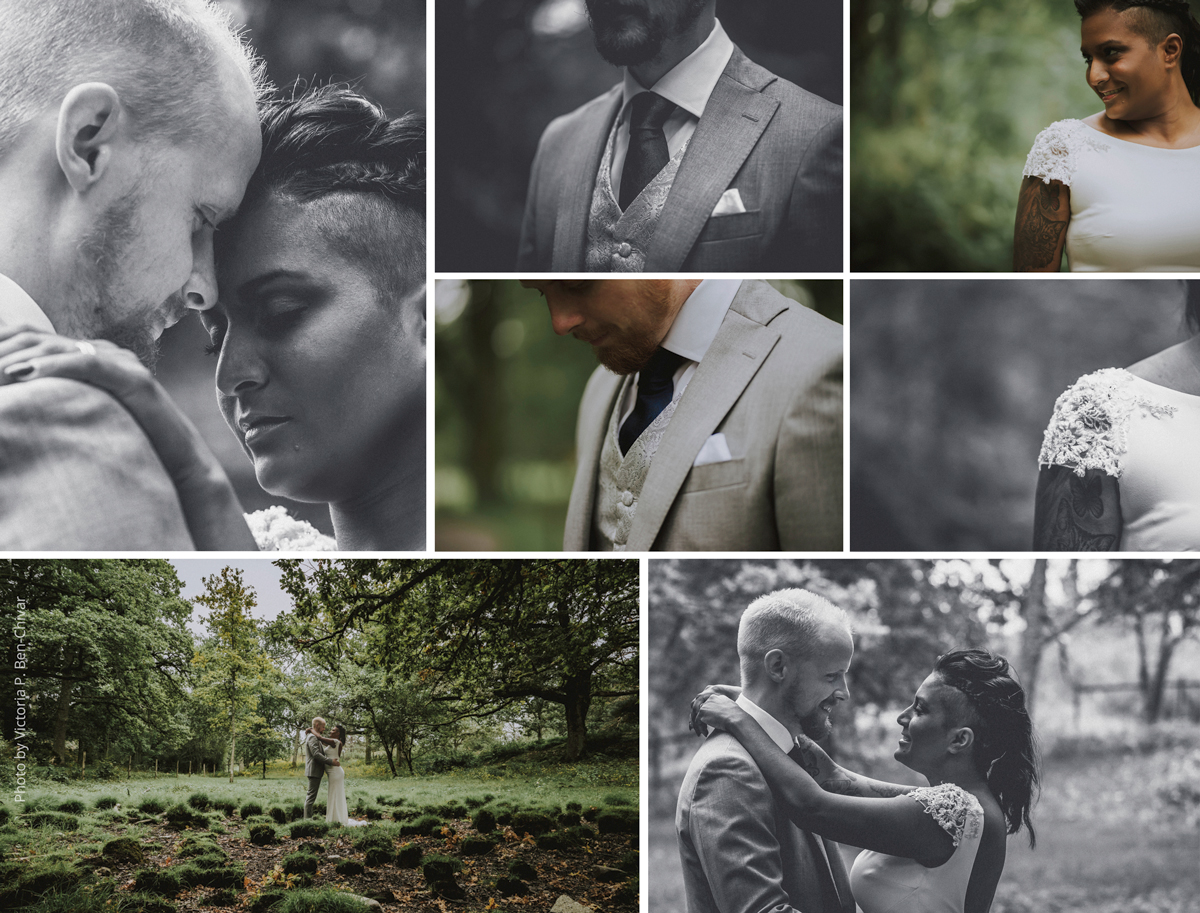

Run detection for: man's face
[[314, 720, 325, 735], [66, 62, 260, 364], [584, 0, 710, 66], [781, 620, 853, 740], [521, 279, 685, 375]]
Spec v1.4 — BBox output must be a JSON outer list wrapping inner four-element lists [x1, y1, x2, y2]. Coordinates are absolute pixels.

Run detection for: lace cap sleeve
[[1038, 368, 1176, 479], [907, 784, 983, 847], [1022, 119, 1107, 186], [245, 506, 338, 551]]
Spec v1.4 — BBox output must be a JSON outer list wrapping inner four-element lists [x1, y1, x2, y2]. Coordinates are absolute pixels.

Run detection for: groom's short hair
[[225, 84, 425, 307], [0, 0, 268, 157], [312, 717, 325, 728], [737, 589, 851, 686]]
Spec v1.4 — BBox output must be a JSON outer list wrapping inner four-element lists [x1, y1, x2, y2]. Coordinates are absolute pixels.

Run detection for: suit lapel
[[645, 49, 780, 271], [563, 370, 626, 550], [624, 283, 786, 551], [552, 87, 622, 271]]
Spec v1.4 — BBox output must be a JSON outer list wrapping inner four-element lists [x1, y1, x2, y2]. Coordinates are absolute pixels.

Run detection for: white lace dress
[[324, 754, 366, 827], [245, 506, 337, 551], [1023, 119, 1200, 271], [849, 783, 985, 913], [1039, 368, 1200, 551]]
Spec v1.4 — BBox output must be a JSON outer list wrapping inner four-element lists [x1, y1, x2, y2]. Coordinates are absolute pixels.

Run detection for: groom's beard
[[799, 704, 834, 741], [585, 0, 708, 67]]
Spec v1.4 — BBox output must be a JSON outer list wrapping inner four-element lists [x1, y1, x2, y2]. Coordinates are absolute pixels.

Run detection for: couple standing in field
[[302, 717, 365, 827]]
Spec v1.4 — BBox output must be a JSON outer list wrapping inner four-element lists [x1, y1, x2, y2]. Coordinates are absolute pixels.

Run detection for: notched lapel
[[552, 88, 623, 271], [626, 294, 784, 551], [646, 53, 780, 271]]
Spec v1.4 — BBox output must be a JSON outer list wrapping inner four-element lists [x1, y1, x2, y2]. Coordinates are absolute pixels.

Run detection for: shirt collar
[[0, 273, 55, 333], [736, 693, 795, 753], [621, 18, 734, 120], [660, 279, 739, 364]]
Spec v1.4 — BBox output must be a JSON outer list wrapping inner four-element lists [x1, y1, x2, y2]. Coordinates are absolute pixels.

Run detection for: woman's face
[[206, 192, 425, 505], [1081, 8, 1179, 120], [894, 674, 968, 774]]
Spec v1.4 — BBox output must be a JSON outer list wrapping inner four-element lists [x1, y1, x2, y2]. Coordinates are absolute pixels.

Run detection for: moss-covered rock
[[596, 809, 637, 835], [399, 813, 443, 837], [509, 811, 554, 837], [187, 793, 211, 811], [471, 808, 496, 834], [134, 867, 181, 897], [288, 819, 329, 839], [163, 803, 209, 830], [281, 851, 319, 876], [508, 859, 537, 881], [335, 859, 365, 876], [22, 811, 80, 830]]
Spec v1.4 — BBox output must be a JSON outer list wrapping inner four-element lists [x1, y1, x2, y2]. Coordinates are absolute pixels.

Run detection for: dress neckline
[[1079, 119, 1200, 151], [1123, 369, 1200, 401]]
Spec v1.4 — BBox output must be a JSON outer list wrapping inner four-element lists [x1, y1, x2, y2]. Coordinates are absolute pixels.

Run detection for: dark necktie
[[619, 91, 677, 210], [618, 347, 686, 455], [788, 740, 854, 912]]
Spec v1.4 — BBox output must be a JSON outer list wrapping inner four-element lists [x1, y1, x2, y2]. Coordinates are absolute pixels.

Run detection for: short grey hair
[[312, 717, 325, 728], [737, 588, 852, 685], [0, 0, 270, 156]]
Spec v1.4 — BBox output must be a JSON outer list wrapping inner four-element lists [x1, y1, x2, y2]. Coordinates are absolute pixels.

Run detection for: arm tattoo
[[1034, 466, 1120, 551], [1014, 179, 1069, 271], [1049, 500, 1117, 550], [868, 783, 912, 798], [821, 778, 860, 795], [794, 746, 821, 780]]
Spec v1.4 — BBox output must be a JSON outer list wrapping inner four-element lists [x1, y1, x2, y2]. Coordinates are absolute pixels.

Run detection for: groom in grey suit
[[523, 279, 841, 551], [516, 0, 841, 272], [678, 589, 857, 913], [303, 717, 339, 819]]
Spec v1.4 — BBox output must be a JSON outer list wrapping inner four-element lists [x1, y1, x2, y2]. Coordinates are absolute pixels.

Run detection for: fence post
[[81, 751, 86, 780], [154, 759, 158, 779]]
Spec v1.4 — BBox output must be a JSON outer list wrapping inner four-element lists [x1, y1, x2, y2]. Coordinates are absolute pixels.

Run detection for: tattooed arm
[[1013, 177, 1070, 272], [1033, 465, 1121, 550]]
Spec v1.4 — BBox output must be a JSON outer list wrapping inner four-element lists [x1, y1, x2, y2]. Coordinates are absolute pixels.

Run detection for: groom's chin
[[800, 715, 832, 742]]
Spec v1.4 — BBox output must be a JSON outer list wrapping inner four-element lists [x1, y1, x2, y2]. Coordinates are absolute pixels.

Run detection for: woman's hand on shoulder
[[692, 691, 747, 738], [0, 325, 153, 399], [689, 684, 741, 736], [1013, 177, 1070, 272]]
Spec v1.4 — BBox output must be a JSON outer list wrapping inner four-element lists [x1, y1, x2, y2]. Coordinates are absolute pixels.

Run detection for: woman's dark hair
[[934, 649, 1040, 847], [1186, 280, 1200, 333], [220, 83, 425, 302], [1075, 0, 1200, 103], [332, 724, 346, 751]]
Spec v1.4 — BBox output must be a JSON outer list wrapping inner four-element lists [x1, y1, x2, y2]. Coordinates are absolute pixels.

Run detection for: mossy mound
[[460, 835, 494, 856], [102, 836, 147, 866], [596, 808, 637, 835], [0, 861, 85, 907], [249, 823, 277, 846], [207, 888, 239, 907], [134, 867, 181, 897], [495, 875, 530, 897], [509, 811, 554, 837], [22, 811, 80, 831], [536, 831, 579, 852], [273, 887, 378, 912], [617, 849, 639, 874], [395, 843, 422, 868], [288, 819, 329, 839], [421, 854, 462, 883], [177, 836, 224, 859], [94, 796, 119, 810], [363, 847, 391, 867], [137, 799, 167, 815], [176, 860, 244, 890], [163, 803, 209, 830], [335, 859, 365, 876], [56, 799, 86, 815], [508, 858, 537, 881], [282, 851, 319, 876], [268, 806, 289, 825], [399, 814, 443, 837], [471, 808, 496, 834], [187, 793, 211, 811]]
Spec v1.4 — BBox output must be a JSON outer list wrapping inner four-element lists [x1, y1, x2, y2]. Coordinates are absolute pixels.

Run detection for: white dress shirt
[[609, 18, 735, 191], [618, 278, 741, 423], [0, 273, 55, 332], [735, 693, 795, 752]]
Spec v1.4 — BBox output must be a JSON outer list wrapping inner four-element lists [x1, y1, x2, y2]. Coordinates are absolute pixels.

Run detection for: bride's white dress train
[[325, 764, 366, 827]]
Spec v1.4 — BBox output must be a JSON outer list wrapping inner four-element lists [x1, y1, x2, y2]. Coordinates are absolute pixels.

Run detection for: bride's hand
[[689, 684, 742, 736], [693, 694, 747, 738], [0, 325, 257, 551]]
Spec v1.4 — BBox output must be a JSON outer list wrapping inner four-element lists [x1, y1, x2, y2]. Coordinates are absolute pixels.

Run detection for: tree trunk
[[1017, 560, 1049, 715], [562, 672, 592, 760], [365, 728, 372, 764], [51, 647, 80, 762]]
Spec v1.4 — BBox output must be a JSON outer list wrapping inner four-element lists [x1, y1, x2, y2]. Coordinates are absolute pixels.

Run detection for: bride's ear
[[947, 726, 975, 755]]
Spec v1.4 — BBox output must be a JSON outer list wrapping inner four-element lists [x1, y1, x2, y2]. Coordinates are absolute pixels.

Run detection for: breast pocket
[[681, 457, 747, 493], [695, 210, 763, 243]]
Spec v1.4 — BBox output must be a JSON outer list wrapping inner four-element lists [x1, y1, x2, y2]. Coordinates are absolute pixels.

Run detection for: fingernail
[[3, 364, 33, 379]]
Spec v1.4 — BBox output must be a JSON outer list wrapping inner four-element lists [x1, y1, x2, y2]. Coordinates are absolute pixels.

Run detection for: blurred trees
[[851, 279, 1190, 550], [437, 0, 841, 269], [851, 0, 1099, 270], [436, 280, 841, 550]]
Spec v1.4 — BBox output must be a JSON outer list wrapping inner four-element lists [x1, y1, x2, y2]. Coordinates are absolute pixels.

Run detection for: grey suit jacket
[[0, 377, 194, 550], [304, 732, 334, 779], [678, 731, 854, 913], [562, 281, 842, 551], [516, 47, 842, 272]]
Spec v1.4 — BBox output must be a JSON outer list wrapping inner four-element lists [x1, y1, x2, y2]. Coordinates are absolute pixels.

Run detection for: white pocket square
[[710, 188, 746, 217], [693, 432, 733, 467]]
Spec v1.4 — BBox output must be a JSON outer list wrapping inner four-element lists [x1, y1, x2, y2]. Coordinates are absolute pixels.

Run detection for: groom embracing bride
[[302, 717, 366, 827]]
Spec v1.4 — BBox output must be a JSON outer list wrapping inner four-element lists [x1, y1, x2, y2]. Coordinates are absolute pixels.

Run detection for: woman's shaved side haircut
[[0, 0, 268, 155], [737, 589, 852, 686], [235, 83, 426, 306]]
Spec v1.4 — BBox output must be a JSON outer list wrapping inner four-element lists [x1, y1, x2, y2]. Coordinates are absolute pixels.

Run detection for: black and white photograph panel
[[0, 0, 426, 552], [851, 279, 1200, 552], [0, 557, 639, 911], [436, 0, 843, 272], [648, 557, 1200, 913], [436, 278, 843, 551]]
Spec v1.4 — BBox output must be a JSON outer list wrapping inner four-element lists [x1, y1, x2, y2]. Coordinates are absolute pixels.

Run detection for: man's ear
[[763, 648, 788, 683], [55, 83, 123, 192]]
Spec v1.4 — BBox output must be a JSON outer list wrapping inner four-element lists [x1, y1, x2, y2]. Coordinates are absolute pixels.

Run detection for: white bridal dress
[[1023, 119, 1200, 271], [849, 783, 985, 913], [1040, 368, 1200, 550], [325, 763, 366, 827]]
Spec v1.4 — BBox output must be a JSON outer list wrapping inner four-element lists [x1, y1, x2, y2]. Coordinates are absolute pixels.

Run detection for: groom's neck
[[741, 686, 800, 740]]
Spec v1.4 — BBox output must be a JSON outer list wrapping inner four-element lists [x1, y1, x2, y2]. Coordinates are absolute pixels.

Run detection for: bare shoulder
[[1125, 341, 1200, 395]]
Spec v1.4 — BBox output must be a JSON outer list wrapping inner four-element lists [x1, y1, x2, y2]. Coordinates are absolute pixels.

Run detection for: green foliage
[[617, 849, 639, 875], [19, 882, 175, 913], [138, 799, 167, 815], [282, 851, 319, 875], [395, 843, 422, 868], [350, 829, 393, 855], [248, 889, 287, 913], [177, 836, 224, 859], [56, 800, 85, 814], [163, 803, 209, 830], [133, 867, 181, 897], [535, 831, 576, 852], [602, 794, 632, 806], [508, 859, 537, 880], [596, 809, 637, 835], [249, 823, 278, 846], [22, 811, 80, 831], [272, 888, 375, 913], [399, 814, 443, 836], [176, 860, 244, 890], [564, 824, 596, 842], [187, 793, 210, 811], [472, 808, 496, 833], [102, 836, 147, 866], [289, 819, 329, 839], [268, 806, 288, 825], [460, 835, 494, 856], [363, 847, 391, 867], [335, 859, 365, 876], [94, 796, 119, 810], [509, 811, 554, 837]]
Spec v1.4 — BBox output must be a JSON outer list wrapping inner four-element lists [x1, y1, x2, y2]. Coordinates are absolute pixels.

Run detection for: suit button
[[621, 491, 634, 507], [617, 242, 631, 257]]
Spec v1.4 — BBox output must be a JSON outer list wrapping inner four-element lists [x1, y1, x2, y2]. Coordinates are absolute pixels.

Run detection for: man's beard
[[584, 0, 708, 67], [71, 194, 165, 368], [593, 280, 674, 375], [799, 704, 833, 741]]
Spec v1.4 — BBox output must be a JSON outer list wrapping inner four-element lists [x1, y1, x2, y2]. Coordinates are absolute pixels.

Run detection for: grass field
[[0, 753, 639, 913], [649, 743, 1200, 913]]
